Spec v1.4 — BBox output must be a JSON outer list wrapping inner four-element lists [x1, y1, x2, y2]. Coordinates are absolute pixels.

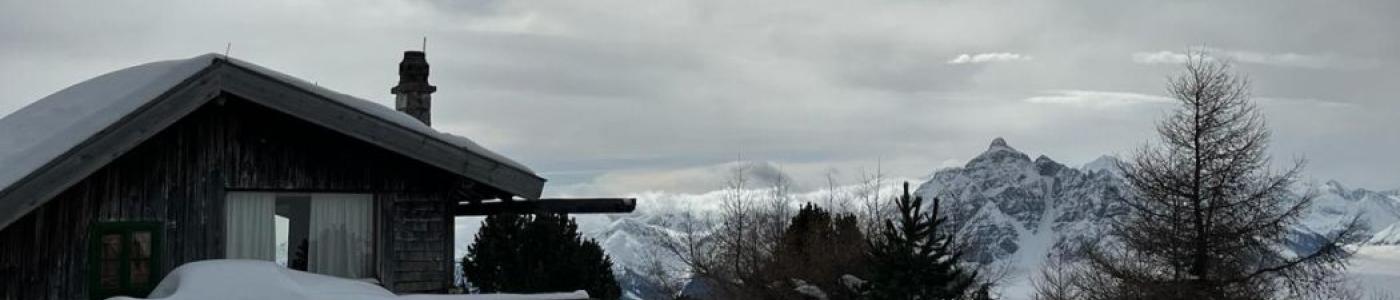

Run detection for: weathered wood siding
[[0, 98, 230, 300], [0, 95, 477, 299], [377, 192, 455, 293]]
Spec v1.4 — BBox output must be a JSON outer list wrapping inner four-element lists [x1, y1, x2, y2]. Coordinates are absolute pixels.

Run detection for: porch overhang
[[454, 198, 636, 216]]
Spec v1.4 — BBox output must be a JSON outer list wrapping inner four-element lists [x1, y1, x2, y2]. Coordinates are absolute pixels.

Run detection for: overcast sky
[[2, 0, 1397, 194]]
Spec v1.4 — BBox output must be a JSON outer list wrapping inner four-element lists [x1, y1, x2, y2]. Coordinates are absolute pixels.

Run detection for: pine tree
[[865, 182, 977, 300], [461, 213, 529, 293], [769, 203, 869, 299], [462, 213, 622, 299]]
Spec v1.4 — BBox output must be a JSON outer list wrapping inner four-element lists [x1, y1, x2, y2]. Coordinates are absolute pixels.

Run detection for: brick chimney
[[391, 51, 437, 126]]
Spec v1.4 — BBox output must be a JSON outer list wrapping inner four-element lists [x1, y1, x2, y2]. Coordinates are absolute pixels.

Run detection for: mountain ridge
[[564, 137, 1399, 299]]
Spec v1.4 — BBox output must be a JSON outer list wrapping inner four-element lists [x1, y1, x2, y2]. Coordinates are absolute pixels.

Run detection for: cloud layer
[[1132, 48, 1357, 69], [2, 0, 1398, 192]]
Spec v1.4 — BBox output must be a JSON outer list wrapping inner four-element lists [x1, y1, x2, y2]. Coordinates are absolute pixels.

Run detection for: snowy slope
[[1348, 245, 1400, 297], [1299, 180, 1400, 239], [1368, 223, 1400, 245]]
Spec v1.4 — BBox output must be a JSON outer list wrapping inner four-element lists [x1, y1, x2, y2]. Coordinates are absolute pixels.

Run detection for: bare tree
[[855, 161, 894, 236], [638, 245, 687, 299], [658, 161, 800, 299], [1063, 51, 1364, 300], [1030, 253, 1085, 300], [658, 210, 717, 297]]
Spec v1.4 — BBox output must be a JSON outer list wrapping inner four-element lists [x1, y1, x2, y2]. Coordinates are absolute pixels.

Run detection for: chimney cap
[[393, 50, 435, 94]]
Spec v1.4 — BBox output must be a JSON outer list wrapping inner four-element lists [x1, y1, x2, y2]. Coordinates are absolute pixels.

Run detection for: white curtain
[[308, 193, 374, 279], [225, 192, 276, 261]]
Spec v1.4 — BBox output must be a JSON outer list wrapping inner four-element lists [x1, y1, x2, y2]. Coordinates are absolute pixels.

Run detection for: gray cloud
[[2, 0, 1397, 192]]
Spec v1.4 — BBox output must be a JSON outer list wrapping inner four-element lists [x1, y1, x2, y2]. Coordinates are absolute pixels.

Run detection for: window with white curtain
[[225, 192, 276, 261], [225, 192, 374, 279]]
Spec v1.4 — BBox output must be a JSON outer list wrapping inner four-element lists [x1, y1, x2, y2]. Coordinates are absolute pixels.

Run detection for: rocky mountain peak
[[968, 137, 1030, 168], [1082, 155, 1123, 176], [990, 137, 1009, 149], [1034, 155, 1066, 176]]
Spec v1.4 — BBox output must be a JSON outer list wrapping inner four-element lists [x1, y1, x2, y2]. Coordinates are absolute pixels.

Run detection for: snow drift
[[108, 260, 588, 300]]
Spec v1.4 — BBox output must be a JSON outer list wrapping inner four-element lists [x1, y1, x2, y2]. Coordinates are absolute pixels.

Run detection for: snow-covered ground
[[1349, 245, 1400, 297], [110, 260, 589, 300], [990, 245, 1400, 300]]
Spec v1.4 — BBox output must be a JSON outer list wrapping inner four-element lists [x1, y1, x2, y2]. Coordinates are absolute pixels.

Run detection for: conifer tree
[[462, 213, 622, 299], [865, 182, 977, 300], [769, 203, 869, 299]]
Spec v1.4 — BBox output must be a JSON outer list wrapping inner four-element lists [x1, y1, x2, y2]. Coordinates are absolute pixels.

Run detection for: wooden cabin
[[0, 52, 634, 299]]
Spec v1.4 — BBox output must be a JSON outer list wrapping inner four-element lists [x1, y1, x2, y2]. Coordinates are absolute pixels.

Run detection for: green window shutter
[[89, 221, 163, 300]]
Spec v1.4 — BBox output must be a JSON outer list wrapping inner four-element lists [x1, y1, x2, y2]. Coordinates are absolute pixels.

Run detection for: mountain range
[[563, 138, 1400, 299]]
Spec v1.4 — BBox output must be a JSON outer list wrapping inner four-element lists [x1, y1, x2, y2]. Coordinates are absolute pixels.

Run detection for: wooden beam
[[454, 198, 636, 216]]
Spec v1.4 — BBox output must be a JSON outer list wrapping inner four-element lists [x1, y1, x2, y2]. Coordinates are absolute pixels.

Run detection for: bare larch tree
[[1065, 51, 1363, 300]]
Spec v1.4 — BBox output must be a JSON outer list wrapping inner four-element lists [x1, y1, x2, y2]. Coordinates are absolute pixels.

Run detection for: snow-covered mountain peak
[[968, 137, 1031, 169], [990, 136, 1010, 147], [1033, 155, 1067, 176], [1082, 155, 1123, 176], [1324, 180, 1351, 194], [914, 139, 1126, 266], [564, 138, 1400, 299]]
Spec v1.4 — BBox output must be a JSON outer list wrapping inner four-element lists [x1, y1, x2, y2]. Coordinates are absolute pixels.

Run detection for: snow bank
[[108, 260, 588, 300]]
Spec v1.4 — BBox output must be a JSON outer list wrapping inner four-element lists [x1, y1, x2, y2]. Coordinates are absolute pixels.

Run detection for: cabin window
[[225, 192, 374, 279], [88, 221, 162, 300]]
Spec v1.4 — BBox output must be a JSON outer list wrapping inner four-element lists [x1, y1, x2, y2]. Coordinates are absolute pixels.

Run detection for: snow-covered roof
[[0, 54, 544, 229], [0, 56, 210, 209], [221, 55, 533, 173]]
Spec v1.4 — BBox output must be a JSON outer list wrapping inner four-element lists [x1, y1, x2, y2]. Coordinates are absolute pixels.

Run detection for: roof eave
[[211, 59, 545, 198]]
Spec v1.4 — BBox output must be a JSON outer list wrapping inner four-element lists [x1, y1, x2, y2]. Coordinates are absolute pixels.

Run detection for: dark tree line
[[768, 203, 870, 299], [1035, 51, 1363, 300], [662, 165, 988, 300]]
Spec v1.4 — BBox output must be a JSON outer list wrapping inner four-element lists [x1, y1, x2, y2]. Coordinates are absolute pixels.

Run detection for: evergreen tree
[[462, 213, 622, 299], [865, 182, 977, 300], [769, 203, 869, 299]]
